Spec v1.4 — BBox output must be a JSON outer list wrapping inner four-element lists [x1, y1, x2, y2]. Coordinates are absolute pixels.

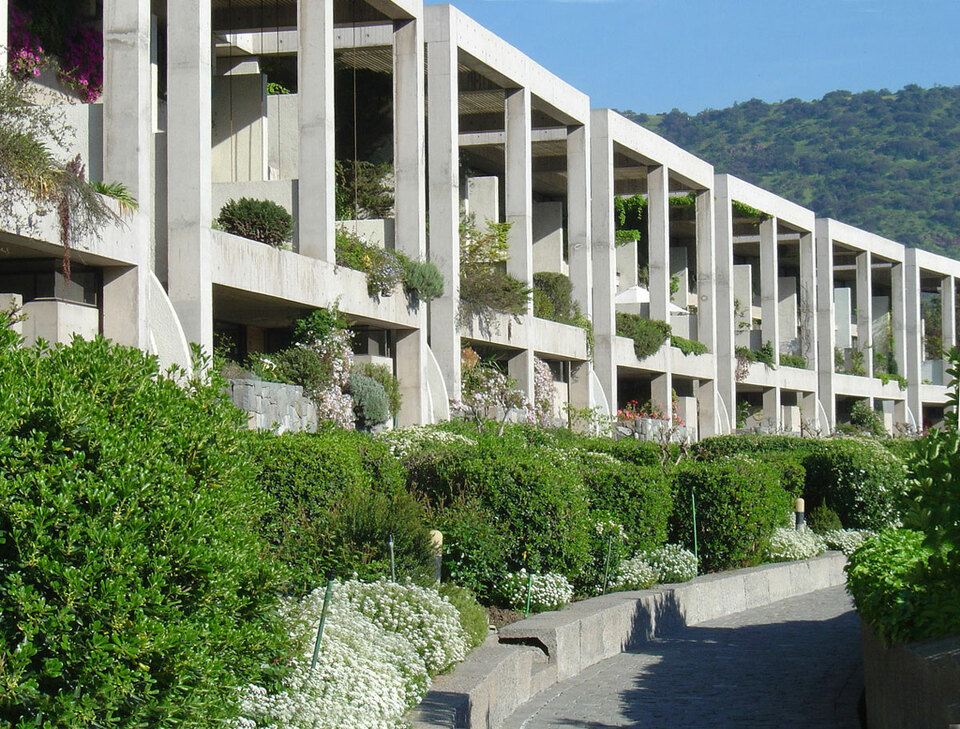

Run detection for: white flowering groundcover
[[764, 526, 826, 562], [235, 579, 469, 729], [499, 570, 574, 613]]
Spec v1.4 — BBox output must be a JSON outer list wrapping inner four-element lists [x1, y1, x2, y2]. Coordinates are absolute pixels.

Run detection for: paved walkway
[[502, 585, 863, 729]]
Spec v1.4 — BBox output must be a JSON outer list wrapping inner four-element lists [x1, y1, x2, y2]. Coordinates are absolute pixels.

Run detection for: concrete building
[[1, 0, 956, 437]]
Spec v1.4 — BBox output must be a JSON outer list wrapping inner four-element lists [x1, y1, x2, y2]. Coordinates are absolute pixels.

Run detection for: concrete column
[[569, 361, 591, 415], [392, 17, 426, 425], [904, 248, 923, 430], [590, 110, 617, 413], [102, 0, 153, 349], [426, 8, 460, 401], [759, 216, 779, 366], [815, 220, 836, 431], [715, 177, 736, 433], [941, 276, 956, 355], [799, 232, 817, 368], [891, 262, 907, 378], [504, 86, 533, 397], [695, 188, 718, 436], [167, 0, 213, 352], [763, 386, 781, 431], [297, 0, 335, 261], [566, 124, 591, 317], [801, 390, 820, 433], [856, 251, 873, 376], [647, 165, 670, 323], [652, 371, 673, 425]]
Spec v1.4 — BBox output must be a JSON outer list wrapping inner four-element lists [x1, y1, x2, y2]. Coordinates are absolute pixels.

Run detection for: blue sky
[[424, 0, 960, 114]]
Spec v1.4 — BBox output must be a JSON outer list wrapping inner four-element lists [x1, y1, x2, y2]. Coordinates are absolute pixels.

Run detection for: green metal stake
[[691, 489, 699, 573], [601, 535, 614, 595], [310, 577, 335, 672], [524, 572, 534, 617], [388, 534, 396, 582]]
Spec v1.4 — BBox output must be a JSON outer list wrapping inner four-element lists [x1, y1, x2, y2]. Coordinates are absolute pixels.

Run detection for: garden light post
[[310, 575, 335, 672], [388, 533, 396, 581], [795, 498, 805, 530]]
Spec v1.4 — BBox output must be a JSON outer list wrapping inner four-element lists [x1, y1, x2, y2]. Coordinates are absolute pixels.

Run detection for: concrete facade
[[1, 0, 956, 437]]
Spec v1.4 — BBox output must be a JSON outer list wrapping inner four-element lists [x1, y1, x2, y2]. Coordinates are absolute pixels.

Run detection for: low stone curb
[[408, 552, 847, 729]]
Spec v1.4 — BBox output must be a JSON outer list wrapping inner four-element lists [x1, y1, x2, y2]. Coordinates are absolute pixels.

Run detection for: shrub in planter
[[401, 256, 445, 302], [247, 430, 434, 593], [352, 361, 402, 418], [0, 331, 287, 726], [217, 197, 294, 247], [335, 229, 404, 296], [802, 438, 908, 530], [533, 271, 575, 322], [670, 458, 792, 572], [349, 372, 391, 429], [616, 312, 670, 359]]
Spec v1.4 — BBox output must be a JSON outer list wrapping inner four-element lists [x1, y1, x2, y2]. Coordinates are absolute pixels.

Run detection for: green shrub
[[247, 430, 434, 593], [807, 504, 843, 534], [844, 529, 960, 644], [882, 437, 920, 463], [779, 353, 807, 369], [847, 400, 886, 436], [407, 437, 593, 596], [803, 439, 907, 530], [336, 228, 405, 296], [352, 361, 402, 417], [335, 159, 394, 220], [349, 373, 391, 429], [671, 334, 708, 356], [430, 498, 509, 601], [459, 216, 530, 324], [670, 458, 792, 572], [0, 333, 287, 726], [249, 344, 332, 396], [533, 272, 575, 322], [217, 197, 294, 247], [693, 434, 818, 461], [736, 341, 777, 368], [401, 256, 444, 301], [439, 584, 489, 649], [616, 312, 670, 359]]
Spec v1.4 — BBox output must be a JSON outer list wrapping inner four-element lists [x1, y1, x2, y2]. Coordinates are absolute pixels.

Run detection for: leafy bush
[[807, 503, 844, 534], [352, 361, 401, 417], [0, 333, 286, 726], [349, 372, 391, 430], [439, 584, 489, 649], [779, 353, 807, 369], [736, 341, 777, 368], [764, 526, 826, 562], [217, 197, 294, 247], [693, 434, 817, 461], [533, 272, 575, 321], [459, 215, 530, 324], [671, 334, 708, 356], [407, 437, 593, 594], [401, 256, 445, 301], [498, 570, 573, 613], [430, 498, 510, 601], [670, 458, 792, 572], [616, 312, 670, 359], [847, 400, 886, 436], [247, 430, 434, 593], [337, 578, 468, 675], [609, 556, 659, 591], [336, 228, 405, 296], [335, 159, 394, 220], [802, 439, 907, 530], [636, 544, 698, 583]]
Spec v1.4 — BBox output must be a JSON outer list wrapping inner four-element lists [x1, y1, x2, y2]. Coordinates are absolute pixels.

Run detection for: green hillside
[[621, 84, 960, 259]]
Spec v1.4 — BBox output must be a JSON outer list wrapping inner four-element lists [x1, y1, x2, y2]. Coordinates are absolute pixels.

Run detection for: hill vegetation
[[622, 84, 960, 259]]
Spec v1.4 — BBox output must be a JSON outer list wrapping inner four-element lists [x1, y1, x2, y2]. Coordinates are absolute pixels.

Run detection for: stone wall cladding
[[226, 378, 318, 433], [862, 623, 960, 729], [408, 552, 847, 729]]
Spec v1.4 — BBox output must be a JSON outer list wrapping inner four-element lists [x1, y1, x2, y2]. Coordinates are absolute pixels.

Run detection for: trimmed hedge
[[802, 439, 908, 530], [246, 430, 435, 593], [217, 197, 293, 247], [670, 457, 792, 572], [0, 333, 287, 726]]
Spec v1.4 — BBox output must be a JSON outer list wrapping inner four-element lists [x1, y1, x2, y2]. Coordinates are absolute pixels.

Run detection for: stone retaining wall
[[226, 378, 318, 433], [408, 552, 847, 729], [862, 623, 960, 729]]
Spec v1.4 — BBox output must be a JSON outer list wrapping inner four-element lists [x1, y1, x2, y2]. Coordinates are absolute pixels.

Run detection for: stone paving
[[501, 585, 862, 729]]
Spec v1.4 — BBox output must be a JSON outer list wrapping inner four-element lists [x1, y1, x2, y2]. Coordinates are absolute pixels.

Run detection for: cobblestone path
[[502, 585, 862, 729]]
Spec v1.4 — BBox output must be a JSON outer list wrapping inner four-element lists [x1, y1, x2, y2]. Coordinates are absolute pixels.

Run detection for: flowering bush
[[8, 6, 48, 80], [616, 397, 684, 426], [499, 570, 573, 613], [609, 556, 659, 591], [764, 526, 827, 562], [823, 528, 875, 555], [336, 228, 405, 296], [533, 356, 556, 425], [637, 544, 698, 583], [336, 578, 468, 675], [58, 25, 103, 103], [236, 585, 430, 729], [453, 350, 535, 435], [378, 425, 476, 459]]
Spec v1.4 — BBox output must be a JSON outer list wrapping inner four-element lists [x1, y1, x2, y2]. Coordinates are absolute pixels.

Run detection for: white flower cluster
[[821, 528, 875, 555], [499, 569, 573, 613], [593, 518, 627, 541], [764, 526, 827, 562], [336, 578, 468, 675], [533, 357, 556, 425], [235, 579, 469, 729], [377, 426, 475, 459], [636, 544, 698, 583], [609, 556, 659, 591]]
